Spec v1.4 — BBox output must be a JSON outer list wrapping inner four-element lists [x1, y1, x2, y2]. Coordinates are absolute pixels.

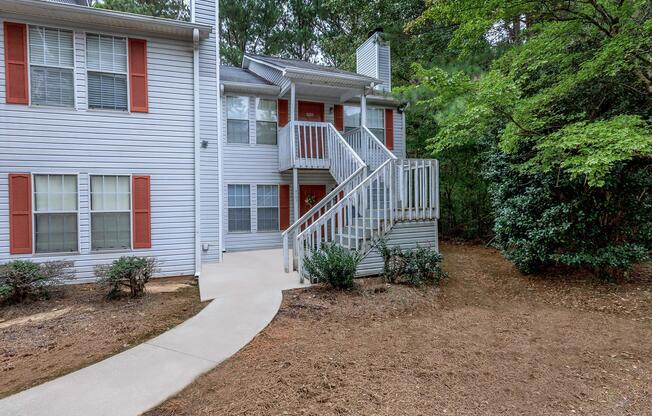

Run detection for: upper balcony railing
[[343, 126, 397, 170]]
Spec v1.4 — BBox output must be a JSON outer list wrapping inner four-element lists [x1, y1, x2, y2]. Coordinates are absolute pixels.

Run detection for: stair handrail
[[281, 122, 366, 272]]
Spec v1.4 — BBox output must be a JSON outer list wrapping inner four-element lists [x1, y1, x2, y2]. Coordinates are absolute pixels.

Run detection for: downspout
[[216, 0, 224, 261], [192, 27, 202, 277]]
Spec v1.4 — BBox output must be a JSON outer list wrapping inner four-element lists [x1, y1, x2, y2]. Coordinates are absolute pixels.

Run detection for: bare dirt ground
[[0, 276, 205, 398], [148, 243, 651, 416]]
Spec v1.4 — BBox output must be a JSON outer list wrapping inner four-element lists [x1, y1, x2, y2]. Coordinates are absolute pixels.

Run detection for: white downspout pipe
[[192, 22, 202, 277], [215, 0, 224, 262]]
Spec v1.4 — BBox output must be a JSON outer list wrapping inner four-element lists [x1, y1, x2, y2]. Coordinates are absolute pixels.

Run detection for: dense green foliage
[[376, 240, 446, 286], [403, 0, 652, 276], [95, 256, 157, 299], [96, 0, 189, 20], [0, 260, 73, 304], [303, 244, 361, 289]]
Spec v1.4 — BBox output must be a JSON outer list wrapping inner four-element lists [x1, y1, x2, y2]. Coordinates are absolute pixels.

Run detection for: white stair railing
[[343, 126, 396, 169], [295, 158, 439, 283], [281, 122, 366, 272]]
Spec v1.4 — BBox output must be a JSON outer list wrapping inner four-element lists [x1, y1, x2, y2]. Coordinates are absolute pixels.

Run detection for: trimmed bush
[[0, 260, 73, 304], [95, 256, 157, 299], [376, 239, 446, 286], [303, 243, 361, 289]]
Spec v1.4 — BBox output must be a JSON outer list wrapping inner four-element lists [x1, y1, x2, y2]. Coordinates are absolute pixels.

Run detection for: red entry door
[[300, 185, 327, 216], [297, 101, 325, 159]]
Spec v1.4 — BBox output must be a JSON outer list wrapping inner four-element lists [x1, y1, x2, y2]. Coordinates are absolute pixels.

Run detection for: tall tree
[[96, 0, 189, 20]]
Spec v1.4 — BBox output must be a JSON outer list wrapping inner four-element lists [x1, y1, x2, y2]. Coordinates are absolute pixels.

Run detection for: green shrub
[[0, 260, 73, 304], [376, 239, 446, 286], [303, 243, 361, 289], [95, 256, 157, 299]]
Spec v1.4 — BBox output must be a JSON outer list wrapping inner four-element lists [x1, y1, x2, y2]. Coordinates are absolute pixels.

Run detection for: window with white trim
[[90, 175, 131, 251], [257, 185, 278, 231], [33, 174, 78, 253], [256, 98, 277, 145], [28, 26, 75, 107], [86, 34, 128, 111], [344, 106, 360, 132], [367, 107, 385, 143], [227, 96, 249, 144], [228, 184, 251, 232]]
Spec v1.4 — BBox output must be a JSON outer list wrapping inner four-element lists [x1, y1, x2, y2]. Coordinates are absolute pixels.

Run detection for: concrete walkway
[[0, 249, 306, 416]]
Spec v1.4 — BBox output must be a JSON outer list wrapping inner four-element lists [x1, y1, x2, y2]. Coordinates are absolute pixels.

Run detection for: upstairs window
[[33, 174, 78, 253], [256, 99, 277, 145], [228, 184, 251, 232], [227, 96, 249, 144], [28, 26, 74, 107], [90, 175, 131, 251], [344, 106, 360, 132], [86, 34, 128, 110], [367, 107, 385, 143], [256, 185, 278, 231]]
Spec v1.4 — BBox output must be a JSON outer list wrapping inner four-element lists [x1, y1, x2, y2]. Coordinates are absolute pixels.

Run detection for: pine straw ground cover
[[147, 243, 652, 416], [0, 276, 205, 398]]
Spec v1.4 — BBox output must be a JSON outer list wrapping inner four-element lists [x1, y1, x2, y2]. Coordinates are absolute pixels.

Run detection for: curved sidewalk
[[0, 249, 306, 416]]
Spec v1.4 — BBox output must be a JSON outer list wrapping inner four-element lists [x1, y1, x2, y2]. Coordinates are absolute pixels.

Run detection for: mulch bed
[[147, 243, 652, 416], [0, 276, 206, 398]]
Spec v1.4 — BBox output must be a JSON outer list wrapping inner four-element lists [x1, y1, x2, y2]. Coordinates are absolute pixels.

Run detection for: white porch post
[[360, 91, 367, 127], [291, 82, 300, 226]]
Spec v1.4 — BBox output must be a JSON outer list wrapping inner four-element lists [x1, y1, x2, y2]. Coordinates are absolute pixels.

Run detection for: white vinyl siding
[[226, 96, 249, 144], [90, 175, 131, 251], [255, 98, 277, 145], [367, 107, 385, 143], [86, 34, 128, 111], [33, 174, 78, 253], [28, 26, 75, 107], [228, 184, 251, 232], [256, 185, 278, 231]]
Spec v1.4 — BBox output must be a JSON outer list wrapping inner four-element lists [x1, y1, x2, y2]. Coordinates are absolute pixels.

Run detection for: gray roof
[[245, 54, 376, 81], [220, 66, 272, 85]]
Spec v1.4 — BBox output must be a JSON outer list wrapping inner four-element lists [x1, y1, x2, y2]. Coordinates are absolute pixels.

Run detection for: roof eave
[[283, 68, 380, 88]]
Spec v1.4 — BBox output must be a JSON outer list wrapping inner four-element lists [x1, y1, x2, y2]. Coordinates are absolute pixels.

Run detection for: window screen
[[29, 26, 75, 107], [33, 174, 78, 253], [227, 96, 249, 144], [90, 175, 131, 250], [344, 106, 360, 132], [256, 99, 277, 145], [228, 184, 251, 232], [86, 34, 128, 110], [256, 185, 279, 231], [367, 107, 385, 143]]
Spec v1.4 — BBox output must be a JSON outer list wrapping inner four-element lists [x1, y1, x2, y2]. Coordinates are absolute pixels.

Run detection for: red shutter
[[9, 173, 32, 254], [3, 22, 28, 105], [385, 108, 394, 150], [132, 176, 151, 248], [333, 104, 344, 131], [278, 99, 289, 127], [128, 39, 148, 113], [279, 184, 290, 230]]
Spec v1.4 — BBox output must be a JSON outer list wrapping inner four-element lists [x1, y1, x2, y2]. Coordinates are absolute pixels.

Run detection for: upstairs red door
[[299, 184, 327, 229], [297, 101, 325, 159]]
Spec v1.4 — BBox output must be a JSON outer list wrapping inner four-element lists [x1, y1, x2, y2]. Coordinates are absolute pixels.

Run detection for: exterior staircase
[[280, 121, 439, 282]]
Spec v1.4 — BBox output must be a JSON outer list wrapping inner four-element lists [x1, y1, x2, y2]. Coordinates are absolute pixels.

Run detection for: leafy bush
[[0, 260, 73, 304], [303, 243, 361, 289], [95, 256, 157, 299], [376, 239, 446, 286]]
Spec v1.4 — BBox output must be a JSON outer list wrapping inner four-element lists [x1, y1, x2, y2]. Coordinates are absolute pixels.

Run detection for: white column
[[360, 91, 367, 127], [290, 83, 299, 223]]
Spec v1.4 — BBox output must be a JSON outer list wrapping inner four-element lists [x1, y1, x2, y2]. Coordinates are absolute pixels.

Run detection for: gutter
[[221, 81, 280, 95], [282, 67, 380, 87], [192, 21, 202, 276]]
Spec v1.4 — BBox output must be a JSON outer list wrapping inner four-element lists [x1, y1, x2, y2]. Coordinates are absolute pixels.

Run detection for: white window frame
[[227, 184, 252, 233], [85, 33, 130, 112], [27, 25, 77, 109], [255, 98, 278, 145], [367, 107, 386, 144], [32, 173, 80, 255], [226, 96, 250, 145], [89, 174, 133, 252], [256, 184, 279, 232], [344, 105, 361, 132]]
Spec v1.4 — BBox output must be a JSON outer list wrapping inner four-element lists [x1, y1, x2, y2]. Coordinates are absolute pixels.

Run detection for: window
[[256, 99, 277, 145], [228, 185, 251, 232], [28, 26, 75, 107], [86, 34, 128, 111], [33, 174, 78, 253], [367, 107, 385, 143], [90, 175, 131, 251], [344, 106, 360, 132], [227, 96, 249, 144], [257, 185, 278, 232]]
